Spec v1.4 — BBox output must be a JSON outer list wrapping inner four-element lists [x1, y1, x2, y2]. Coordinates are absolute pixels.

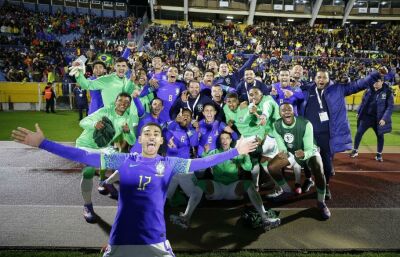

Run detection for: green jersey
[[273, 116, 318, 166], [76, 72, 136, 107], [255, 95, 281, 135], [76, 105, 136, 148], [202, 148, 252, 185], [223, 104, 266, 140]]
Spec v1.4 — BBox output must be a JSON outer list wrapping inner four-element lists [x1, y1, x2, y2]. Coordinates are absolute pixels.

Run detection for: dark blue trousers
[[354, 115, 384, 153]]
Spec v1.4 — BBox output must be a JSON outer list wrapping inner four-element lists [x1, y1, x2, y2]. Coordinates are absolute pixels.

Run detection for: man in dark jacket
[[73, 84, 88, 120], [349, 80, 394, 162], [236, 68, 271, 103], [299, 67, 387, 199]]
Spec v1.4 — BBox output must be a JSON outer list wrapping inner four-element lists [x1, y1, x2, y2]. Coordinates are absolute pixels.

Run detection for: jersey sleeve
[[101, 153, 133, 170], [168, 157, 191, 175], [302, 122, 316, 160]]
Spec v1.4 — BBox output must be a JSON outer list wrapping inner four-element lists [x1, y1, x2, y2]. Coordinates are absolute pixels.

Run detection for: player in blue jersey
[[12, 123, 259, 257], [165, 108, 199, 200], [141, 66, 186, 124], [87, 60, 106, 115], [195, 102, 238, 157]]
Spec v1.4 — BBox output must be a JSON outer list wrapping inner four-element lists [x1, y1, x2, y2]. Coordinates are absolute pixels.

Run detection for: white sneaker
[[262, 217, 281, 231], [170, 213, 190, 229]]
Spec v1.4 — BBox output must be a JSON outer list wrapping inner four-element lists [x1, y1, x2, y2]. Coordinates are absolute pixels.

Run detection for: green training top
[[76, 105, 136, 148], [76, 72, 136, 107], [273, 116, 318, 166], [202, 148, 252, 185]]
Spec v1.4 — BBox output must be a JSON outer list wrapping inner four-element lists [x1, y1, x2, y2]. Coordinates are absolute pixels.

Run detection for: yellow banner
[[0, 82, 63, 103]]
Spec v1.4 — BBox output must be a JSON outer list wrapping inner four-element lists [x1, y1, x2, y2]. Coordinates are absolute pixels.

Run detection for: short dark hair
[[92, 60, 106, 69], [203, 102, 216, 110], [116, 92, 132, 102], [115, 57, 128, 64], [204, 70, 215, 76], [140, 122, 162, 135], [226, 92, 238, 99], [150, 97, 163, 106]]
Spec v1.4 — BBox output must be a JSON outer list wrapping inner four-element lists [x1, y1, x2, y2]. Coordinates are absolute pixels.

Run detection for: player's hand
[[130, 71, 136, 82], [204, 144, 210, 153], [378, 66, 388, 76], [227, 119, 234, 127], [176, 108, 183, 123], [255, 42, 263, 54], [122, 123, 130, 133], [181, 90, 189, 102], [249, 99, 257, 114], [235, 137, 258, 155], [294, 150, 305, 159], [127, 41, 136, 51], [12, 123, 45, 147], [95, 121, 105, 130], [283, 89, 293, 98], [259, 114, 267, 126], [239, 101, 248, 109], [149, 78, 159, 89], [168, 136, 176, 148], [192, 116, 199, 131], [224, 125, 234, 133], [379, 119, 386, 126], [132, 90, 140, 98], [270, 86, 277, 96]]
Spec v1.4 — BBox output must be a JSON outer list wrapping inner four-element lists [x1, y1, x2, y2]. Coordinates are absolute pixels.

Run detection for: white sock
[[247, 184, 267, 219], [251, 163, 260, 188], [293, 163, 302, 185], [81, 177, 93, 205], [183, 186, 203, 220], [105, 170, 120, 184]]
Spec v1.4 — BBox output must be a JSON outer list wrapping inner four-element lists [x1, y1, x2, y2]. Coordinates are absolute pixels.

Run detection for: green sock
[[99, 169, 106, 181], [317, 187, 326, 202]]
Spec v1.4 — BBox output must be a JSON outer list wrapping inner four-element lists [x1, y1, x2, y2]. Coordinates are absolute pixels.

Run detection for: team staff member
[[43, 82, 56, 113], [299, 67, 387, 199], [350, 80, 394, 162]]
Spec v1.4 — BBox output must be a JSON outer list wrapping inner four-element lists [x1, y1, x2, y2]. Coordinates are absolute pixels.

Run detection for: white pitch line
[[336, 170, 400, 173], [1, 204, 398, 211]]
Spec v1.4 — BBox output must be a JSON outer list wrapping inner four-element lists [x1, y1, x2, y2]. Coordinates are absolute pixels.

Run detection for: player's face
[[188, 81, 200, 97], [191, 66, 200, 78], [203, 72, 214, 86], [220, 133, 232, 151], [151, 99, 163, 116], [114, 96, 131, 115], [93, 64, 105, 77], [178, 110, 192, 127], [219, 63, 229, 76], [280, 104, 295, 126], [211, 86, 223, 102], [138, 74, 147, 85], [248, 88, 263, 105], [226, 97, 239, 111], [315, 71, 330, 89], [139, 125, 163, 157], [167, 67, 178, 82], [115, 61, 128, 78], [202, 105, 216, 123], [245, 70, 255, 84], [291, 65, 303, 80], [279, 71, 290, 87], [373, 80, 383, 91], [208, 61, 218, 73], [184, 71, 194, 82], [152, 57, 162, 69]]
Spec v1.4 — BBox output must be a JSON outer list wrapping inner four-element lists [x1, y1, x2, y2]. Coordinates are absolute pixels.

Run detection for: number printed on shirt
[[168, 95, 173, 102], [137, 175, 152, 191]]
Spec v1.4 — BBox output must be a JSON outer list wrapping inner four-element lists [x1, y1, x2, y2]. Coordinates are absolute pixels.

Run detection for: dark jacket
[[299, 71, 382, 154], [358, 83, 394, 135], [236, 80, 271, 102]]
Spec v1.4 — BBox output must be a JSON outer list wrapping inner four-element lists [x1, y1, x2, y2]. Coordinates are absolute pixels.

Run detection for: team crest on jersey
[[284, 133, 294, 149], [197, 104, 203, 111], [225, 77, 231, 85], [175, 88, 180, 95], [155, 161, 165, 177], [381, 93, 386, 99]]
